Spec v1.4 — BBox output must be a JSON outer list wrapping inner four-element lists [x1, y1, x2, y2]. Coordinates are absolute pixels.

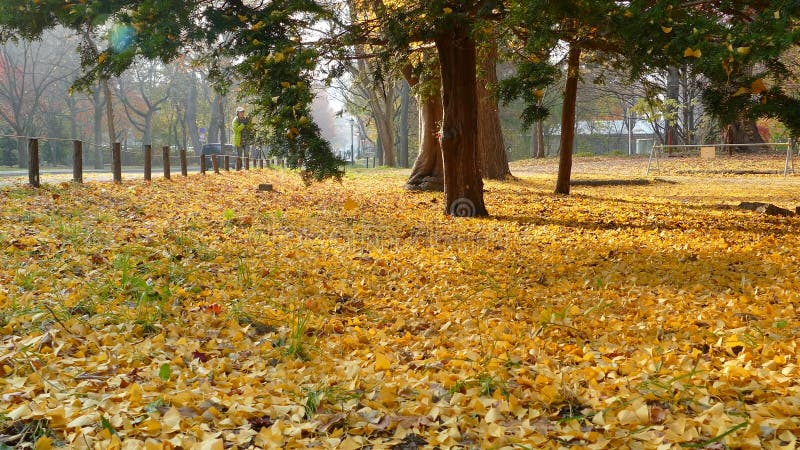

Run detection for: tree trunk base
[[404, 176, 444, 192], [722, 119, 769, 154]]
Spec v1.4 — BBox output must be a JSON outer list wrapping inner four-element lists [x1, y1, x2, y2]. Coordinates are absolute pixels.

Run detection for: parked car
[[199, 143, 236, 169]]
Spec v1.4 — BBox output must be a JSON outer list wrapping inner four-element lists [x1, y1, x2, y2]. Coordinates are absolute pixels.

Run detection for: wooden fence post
[[212, 155, 220, 174], [72, 140, 83, 184], [112, 142, 122, 183], [162, 146, 171, 179], [245, 157, 250, 170], [28, 138, 39, 187], [200, 154, 206, 174], [144, 144, 152, 181], [224, 155, 230, 171], [236, 156, 242, 171], [180, 148, 188, 177]]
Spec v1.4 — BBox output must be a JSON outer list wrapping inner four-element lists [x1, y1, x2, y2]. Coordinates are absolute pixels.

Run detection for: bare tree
[[116, 61, 173, 146], [350, 60, 398, 166], [0, 28, 77, 167]]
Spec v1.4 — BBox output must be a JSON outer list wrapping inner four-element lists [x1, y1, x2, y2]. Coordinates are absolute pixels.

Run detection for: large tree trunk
[[665, 66, 680, 152], [16, 134, 26, 169], [435, 26, 487, 217], [364, 77, 396, 167], [218, 95, 228, 145], [92, 87, 103, 169], [722, 118, 769, 154], [680, 67, 697, 145], [102, 79, 116, 149], [398, 80, 411, 168], [405, 94, 444, 191], [208, 92, 224, 143], [477, 44, 511, 180], [531, 120, 546, 158], [378, 92, 396, 166], [536, 121, 545, 158], [143, 112, 152, 146], [186, 76, 201, 153], [555, 45, 581, 195]]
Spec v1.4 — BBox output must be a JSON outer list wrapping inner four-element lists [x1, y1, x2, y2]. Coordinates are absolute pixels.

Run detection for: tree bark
[[476, 44, 511, 180], [665, 66, 680, 153], [377, 88, 396, 166], [405, 94, 444, 191], [16, 136, 27, 169], [102, 79, 116, 151], [218, 95, 228, 145], [143, 113, 152, 146], [398, 80, 411, 168], [721, 118, 769, 154], [435, 25, 487, 217], [680, 67, 697, 145], [361, 71, 396, 167], [555, 45, 581, 195], [530, 120, 546, 158], [91, 84, 104, 169], [186, 75, 201, 152], [535, 121, 545, 158], [83, 32, 116, 152], [208, 92, 226, 144]]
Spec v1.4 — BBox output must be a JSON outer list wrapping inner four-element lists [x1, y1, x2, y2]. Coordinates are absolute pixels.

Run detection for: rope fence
[[646, 141, 797, 176], [1, 136, 286, 187]]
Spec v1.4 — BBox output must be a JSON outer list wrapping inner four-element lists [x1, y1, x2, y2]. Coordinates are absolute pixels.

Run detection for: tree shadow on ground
[[569, 178, 677, 187], [490, 177, 798, 224]]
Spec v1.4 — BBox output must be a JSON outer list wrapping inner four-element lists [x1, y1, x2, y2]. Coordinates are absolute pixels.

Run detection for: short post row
[[24, 138, 271, 186]]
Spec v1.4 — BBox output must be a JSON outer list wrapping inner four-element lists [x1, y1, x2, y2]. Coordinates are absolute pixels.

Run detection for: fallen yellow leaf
[[34, 436, 53, 450], [343, 198, 359, 211], [374, 353, 391, 371]]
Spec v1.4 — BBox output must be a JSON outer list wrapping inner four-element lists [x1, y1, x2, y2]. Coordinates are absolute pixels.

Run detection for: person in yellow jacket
[[232, 106, 252, 158]]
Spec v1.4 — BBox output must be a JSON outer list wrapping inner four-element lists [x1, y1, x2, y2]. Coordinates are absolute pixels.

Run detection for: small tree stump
[[258, 183, 273, 192]]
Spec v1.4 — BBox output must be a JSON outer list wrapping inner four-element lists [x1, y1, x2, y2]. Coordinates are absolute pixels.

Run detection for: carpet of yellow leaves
[[1, 159, 800, 449]]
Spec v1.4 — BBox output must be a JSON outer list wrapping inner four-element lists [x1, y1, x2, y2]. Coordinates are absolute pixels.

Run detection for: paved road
[[0, 167, 205, 186]]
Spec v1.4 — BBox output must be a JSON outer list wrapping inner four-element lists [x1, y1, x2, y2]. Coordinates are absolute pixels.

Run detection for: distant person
[[232, 106, 252, 159]]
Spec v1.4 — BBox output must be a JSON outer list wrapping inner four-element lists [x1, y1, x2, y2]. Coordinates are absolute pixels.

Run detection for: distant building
[[549, 119, 660, 155]]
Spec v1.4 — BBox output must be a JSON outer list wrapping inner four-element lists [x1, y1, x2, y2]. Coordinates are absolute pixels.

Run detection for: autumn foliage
[[1, 161, 800, 448]]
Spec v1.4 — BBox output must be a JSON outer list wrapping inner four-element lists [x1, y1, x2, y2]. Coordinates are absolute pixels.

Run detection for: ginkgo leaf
[[66, 414, 96, 428], [683, 47, 701, 58], [661, 26, 672, 33], [34, 436, 53, 450], [374, 353, 391, 371], [197, 439, 225, 450], [343, 198, 359, 211]]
